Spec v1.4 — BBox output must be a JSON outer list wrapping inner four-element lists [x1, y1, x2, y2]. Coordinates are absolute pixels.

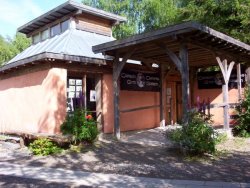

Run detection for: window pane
[[41, 29, 49, 40], [69, 79, 75, 85], [76, 86, 82, 92], [68, 92, 75, 98], [61, 20, 69, 32], [76, 80, 82, 85], [33, 33, 40, 44], [68, 86, 75, 92], [75, 92, 80, 98], [51, 24, 61, 37]]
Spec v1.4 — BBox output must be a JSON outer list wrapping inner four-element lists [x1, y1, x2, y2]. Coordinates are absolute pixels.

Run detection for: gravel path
[[1, 131, 250, 184], [0, 175, 82, 188], [2, 138, 250, 183]]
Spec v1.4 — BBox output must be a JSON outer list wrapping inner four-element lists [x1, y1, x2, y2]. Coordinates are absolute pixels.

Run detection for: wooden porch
[[93, 21, 250, 139]]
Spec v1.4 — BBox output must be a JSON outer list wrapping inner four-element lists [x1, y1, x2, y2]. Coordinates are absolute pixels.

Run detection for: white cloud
[[0, 0, 42, 26], [0, 0, 44, 37]]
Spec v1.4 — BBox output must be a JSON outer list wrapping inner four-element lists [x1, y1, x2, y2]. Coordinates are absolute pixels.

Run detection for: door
[[166, 82, 176, 125]]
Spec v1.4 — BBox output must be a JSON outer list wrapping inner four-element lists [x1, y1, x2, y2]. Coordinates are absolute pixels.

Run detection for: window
[[41, 29, 49, 40], [33, 33, 40, 44], [50, 24, 61, 37], [67, 78, 83, 112], [61, 19, 70, 32]]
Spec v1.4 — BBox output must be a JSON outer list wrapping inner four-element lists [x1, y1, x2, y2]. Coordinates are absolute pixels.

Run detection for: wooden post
[[246, 67, 250, 85], [216, 57, 235, 130], [159, 42, 190, 125], [179, 43, 189, 125], [113, 58, 120, 139], [95, 75, 103, 132], [160, 64, 166, 127], [113, 49, 136, 139], [83, 75, 87, 111], [237, 63, 242, 101]]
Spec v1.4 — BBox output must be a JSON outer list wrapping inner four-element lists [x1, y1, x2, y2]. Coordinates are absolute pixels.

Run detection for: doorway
[[166, 82, 183, 125], [166, 82, 176, 125], [176, 83, 182, 123]]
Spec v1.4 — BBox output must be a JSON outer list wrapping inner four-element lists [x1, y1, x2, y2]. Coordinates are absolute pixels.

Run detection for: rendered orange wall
[[193, 81, 241, 125], [0, 68, 67, 134], [102, 74, 160, 133]]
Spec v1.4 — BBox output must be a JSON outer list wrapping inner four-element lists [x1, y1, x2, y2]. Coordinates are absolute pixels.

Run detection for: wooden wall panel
[[75, 14, 112, 36]]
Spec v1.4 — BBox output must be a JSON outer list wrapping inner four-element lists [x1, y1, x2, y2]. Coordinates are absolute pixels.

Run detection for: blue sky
[[0, 0, 81, 39]]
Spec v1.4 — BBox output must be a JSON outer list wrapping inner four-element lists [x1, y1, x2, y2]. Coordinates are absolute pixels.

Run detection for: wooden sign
[[120, 70, 160, 91], [197, 70, 245, 89]]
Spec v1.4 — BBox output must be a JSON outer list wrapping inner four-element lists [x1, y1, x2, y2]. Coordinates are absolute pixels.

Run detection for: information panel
[[197, 71, 245, 89], [120, 70, 160, 91]]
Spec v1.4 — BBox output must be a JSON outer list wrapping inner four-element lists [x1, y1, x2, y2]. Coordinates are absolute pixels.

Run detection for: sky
[[0, 0, 82, 39]]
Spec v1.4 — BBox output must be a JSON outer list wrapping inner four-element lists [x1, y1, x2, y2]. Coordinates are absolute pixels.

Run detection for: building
[[0, 1, 250, 137]]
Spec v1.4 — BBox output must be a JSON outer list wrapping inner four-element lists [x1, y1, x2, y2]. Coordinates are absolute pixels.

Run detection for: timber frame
[[93, 21, 250, 139]]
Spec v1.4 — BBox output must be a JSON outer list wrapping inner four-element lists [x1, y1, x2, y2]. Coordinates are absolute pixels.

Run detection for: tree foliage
[[0, 33, 31, 66], [82, 0, 250, 44], [179, 0, 250, 43], [82, 0, 178, 39]]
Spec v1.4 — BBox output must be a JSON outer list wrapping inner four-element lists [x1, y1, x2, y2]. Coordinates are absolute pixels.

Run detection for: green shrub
[[61, 109, 98, 144], [29, 138, 62, 156], [169, 111, 217, 155], [233, 86, 250, 137]]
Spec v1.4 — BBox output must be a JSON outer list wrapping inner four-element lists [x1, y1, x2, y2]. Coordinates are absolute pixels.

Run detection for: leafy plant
[[169, 111, 218, 155], [29, 138, 62, 156], [233, 86, 250, 137], [61, 109, 98, 144]]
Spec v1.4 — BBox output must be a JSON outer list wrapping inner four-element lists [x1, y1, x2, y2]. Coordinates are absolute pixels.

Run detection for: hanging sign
[[120, 70, 160, 91], [197, 70, 245, 89]]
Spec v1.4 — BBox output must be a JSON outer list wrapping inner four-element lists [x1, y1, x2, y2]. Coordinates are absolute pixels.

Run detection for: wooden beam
[[159, 42, 190, 125], [216, 57, 235, 130], [113, 56, 121, 140], [95, 75, 103, 132], [120, 105, 160, 113], [160, 64, 166, 127], [179, 43, 190, 125], [237, 63, 242, 101], [113, 48, 137, 81], [158, 44, 182, 72], [113, 49, 136, 139], [83, 75, 87, 111]]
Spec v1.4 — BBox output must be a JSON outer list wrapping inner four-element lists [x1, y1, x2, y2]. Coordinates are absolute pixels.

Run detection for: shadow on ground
[[5, 140, 250, 183], [0, 175, 90, 188]]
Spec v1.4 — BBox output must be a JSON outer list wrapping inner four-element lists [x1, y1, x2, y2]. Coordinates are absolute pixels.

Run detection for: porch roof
[[93, 21, 250, 67]]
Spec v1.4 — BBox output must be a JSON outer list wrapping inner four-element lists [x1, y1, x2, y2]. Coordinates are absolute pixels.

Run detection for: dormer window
[[33, 33, 40, 44], [41, 29, 49, 41], [51, 24, 61, 37], [31, 19, 70, 44], [61, 20, 70, 33]]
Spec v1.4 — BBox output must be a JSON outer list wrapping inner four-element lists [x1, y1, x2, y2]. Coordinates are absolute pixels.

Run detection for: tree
[[82, 0, 250, 44], [0, 33, 31, 66], [12, 33, 31, 53], [82, 0, 178, 39], [178, 0, 250, 44], [0, 36, 13, 66]]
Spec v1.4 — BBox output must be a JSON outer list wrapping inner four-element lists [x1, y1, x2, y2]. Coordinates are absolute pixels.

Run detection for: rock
[[1, 142, 20, 150]]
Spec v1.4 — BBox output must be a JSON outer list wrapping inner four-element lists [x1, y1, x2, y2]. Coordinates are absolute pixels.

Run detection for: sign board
[[120, 70, 160, 91], [90, 90, 96, 102], [197, 70, 245, 89]]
